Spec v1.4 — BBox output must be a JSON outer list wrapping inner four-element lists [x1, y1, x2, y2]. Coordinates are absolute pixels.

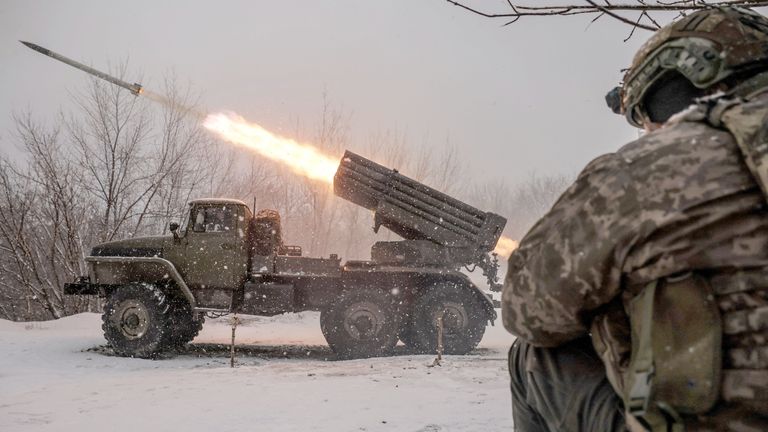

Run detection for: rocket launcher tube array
[[333, 150, 507, 253]]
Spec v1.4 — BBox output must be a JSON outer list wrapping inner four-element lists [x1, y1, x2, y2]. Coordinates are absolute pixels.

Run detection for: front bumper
[[63, 277, 100, 295]]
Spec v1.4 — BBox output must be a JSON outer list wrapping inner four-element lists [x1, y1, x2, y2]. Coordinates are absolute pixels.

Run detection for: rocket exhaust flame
[[203, 112, 339, 184], [494, 236, 518, 258]]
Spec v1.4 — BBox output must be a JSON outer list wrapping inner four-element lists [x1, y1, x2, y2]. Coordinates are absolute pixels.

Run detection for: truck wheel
[[411, 282, 487, 355], [102, 283, 173, 358], [165, 300, 204, 349], [320, 289, 400, 359], [398, 317, 428, 352], [398, 323, 419, 350]]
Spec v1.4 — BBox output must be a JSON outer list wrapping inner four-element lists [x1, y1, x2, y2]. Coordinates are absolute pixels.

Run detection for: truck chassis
[[65, 151, 506, 359]]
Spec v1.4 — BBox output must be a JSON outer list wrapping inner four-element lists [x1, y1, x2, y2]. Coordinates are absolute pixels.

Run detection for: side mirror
[[169, 222, 180, 240]]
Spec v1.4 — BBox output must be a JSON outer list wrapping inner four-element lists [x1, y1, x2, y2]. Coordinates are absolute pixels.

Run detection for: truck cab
[[164, 199, 251, 309]]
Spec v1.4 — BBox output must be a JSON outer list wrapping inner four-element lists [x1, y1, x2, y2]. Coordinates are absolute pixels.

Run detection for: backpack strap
[[624, 280, 685, 432], [625, 280, 657, 417]]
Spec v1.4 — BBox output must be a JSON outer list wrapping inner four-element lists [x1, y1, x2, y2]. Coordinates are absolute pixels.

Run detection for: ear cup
[[644, 72, 707, 124]]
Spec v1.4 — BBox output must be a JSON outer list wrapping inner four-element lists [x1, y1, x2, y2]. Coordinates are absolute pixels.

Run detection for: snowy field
[[0, 311, 515, 432]]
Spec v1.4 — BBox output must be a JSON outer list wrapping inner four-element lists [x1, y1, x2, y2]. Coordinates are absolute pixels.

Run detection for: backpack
[[623, 88, 768, 432]]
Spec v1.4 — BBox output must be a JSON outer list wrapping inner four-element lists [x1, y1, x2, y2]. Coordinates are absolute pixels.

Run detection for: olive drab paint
[[66, 154, 503, 360]]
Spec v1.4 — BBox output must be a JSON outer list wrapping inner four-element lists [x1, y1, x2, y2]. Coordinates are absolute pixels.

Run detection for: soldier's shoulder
[[578, 152, 626, 181], [716, 91, 768, 130], [733, 89, 768, 113], [617, 117, 733, 166]]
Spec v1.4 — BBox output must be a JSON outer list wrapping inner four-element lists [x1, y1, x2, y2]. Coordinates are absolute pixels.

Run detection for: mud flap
[[64, 278, 100, 295]]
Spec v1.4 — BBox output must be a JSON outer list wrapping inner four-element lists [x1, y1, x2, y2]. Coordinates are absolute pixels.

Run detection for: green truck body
[[65, 151, 506, 359]]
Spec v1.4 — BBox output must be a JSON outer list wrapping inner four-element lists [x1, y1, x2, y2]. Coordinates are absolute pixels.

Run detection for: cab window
[[191, 205, 237, 233]]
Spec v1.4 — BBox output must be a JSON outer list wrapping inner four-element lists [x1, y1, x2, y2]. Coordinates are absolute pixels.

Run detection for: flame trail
[[203, 111, 518, 258], [203, 112, 339, 184]]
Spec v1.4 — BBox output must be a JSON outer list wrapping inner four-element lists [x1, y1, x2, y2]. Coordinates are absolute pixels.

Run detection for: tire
[[165, 299, 204, 349], [398, 309, 429, 352], [320, 288, 400, 359], [410, 282, 488, 355], [102, 283, 173, 358], [398, 322, 423, 351]]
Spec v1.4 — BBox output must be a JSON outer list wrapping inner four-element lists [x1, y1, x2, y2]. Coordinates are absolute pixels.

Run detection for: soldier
[[503, 6, 768, 431]]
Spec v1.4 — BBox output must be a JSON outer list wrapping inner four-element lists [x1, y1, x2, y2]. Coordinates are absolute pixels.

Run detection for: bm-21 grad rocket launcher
[[27, 39, 510, 360], [334, 150, 507, 291]]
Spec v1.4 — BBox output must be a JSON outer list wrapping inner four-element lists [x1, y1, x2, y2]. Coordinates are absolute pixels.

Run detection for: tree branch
[[446, 1, 768, 36]]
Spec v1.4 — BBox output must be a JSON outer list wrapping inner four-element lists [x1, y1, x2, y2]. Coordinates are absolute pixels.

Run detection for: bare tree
[[446, 1, 768, 40], [132, 75, 213, 233], [0, 67, 216, 321], [427, 139, 465, 196], [299, 93, 350, 256], [67, 67, 153, 242], [471, 172, 573, 240], [0, 114, 94, 319]]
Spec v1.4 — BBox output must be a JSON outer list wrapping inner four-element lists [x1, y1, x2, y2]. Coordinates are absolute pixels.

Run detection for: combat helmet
[[612, 6, 768, 128]]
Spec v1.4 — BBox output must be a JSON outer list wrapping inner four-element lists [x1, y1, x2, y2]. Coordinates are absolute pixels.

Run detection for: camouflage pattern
[[502, 92, 768, 429]]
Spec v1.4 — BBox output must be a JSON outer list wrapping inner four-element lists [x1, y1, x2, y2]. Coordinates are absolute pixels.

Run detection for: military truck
[[65, 151, 507, 359]]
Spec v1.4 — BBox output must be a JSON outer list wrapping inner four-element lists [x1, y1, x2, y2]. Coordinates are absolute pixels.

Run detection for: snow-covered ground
[[0, 312, 515, 432]]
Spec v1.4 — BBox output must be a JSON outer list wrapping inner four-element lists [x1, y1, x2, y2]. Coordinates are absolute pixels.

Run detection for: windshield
[[191, 205, 237, 233]]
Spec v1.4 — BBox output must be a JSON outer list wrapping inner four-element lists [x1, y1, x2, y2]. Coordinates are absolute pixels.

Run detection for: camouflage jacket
[[503, 92, 768, 428]]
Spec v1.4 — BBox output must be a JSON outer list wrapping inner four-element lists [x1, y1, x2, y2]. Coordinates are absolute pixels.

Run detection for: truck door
[[182, 204, 248, 296]]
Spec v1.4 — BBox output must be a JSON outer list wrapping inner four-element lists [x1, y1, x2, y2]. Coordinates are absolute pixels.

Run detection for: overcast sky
[[0, 1, 678, 184]]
